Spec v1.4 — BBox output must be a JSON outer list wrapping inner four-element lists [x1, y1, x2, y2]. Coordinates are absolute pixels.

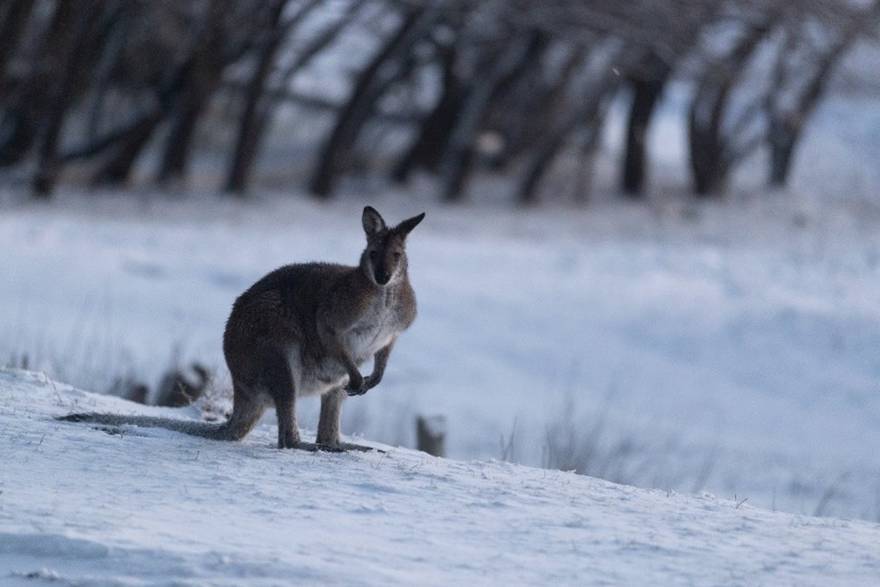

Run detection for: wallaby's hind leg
[[316, 388, 374, 452], [225, 381, 266, 441], [251, 348, 299, 449], [273, 390, 299, 449], [316, 388, 345, 449]]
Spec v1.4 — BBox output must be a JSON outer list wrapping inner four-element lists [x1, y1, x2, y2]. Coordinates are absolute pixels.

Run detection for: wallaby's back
[[224, 262, 350, 357]]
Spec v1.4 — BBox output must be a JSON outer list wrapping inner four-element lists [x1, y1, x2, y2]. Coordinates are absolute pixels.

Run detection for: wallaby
[[59, 207, 424, 451]]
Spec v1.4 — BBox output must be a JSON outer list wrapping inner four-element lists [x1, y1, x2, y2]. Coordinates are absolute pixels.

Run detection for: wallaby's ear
[[395, 212, 426, 237], [362, 206, 386, 236]]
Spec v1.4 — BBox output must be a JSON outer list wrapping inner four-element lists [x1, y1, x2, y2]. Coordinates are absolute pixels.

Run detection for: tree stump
[[416, 415, 446, 457]]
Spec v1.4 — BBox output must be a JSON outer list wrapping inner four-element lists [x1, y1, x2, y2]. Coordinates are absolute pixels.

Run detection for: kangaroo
[[59, 206, 424, 451]]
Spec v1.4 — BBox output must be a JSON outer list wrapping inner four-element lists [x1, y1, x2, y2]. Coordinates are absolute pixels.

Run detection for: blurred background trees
[[0, 0, 876, 201]]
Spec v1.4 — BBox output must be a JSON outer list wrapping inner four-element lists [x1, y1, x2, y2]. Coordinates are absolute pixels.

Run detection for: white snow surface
[[2, 190, 880, 523], [1, 369, 879, 586]]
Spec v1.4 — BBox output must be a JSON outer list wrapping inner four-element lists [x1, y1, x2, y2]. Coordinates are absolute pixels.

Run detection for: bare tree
[[0, 0, 870, 203], [391, 19, 466, 183], [687, 15, 775, 196], [516, 41, 624, 204], [88, 3, 219, 187], [33, 0, 116, 198], [765, 1, 880, 186], [0, 0, 80, 167], [225, 0, 365, 195], [90, 52, 198, 186], [616, 0, 721, 198], [156, 0, 261, 185], [619, 51, 671, 196], [308, 4, 437, 198], [484, 43, 587, 172], [438, 30, 547, 201], [0, 0, 36, 90]]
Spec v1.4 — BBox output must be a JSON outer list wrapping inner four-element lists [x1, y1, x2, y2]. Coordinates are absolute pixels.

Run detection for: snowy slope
[[2, 192, 879, 523], [1, 369, 879, 586]]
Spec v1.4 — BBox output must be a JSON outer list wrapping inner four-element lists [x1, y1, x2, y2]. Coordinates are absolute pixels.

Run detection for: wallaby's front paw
[[345, 372, 365, 396], [347, 373, 382, 397]]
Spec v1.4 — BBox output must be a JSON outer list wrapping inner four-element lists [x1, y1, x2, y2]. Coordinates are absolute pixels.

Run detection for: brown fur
[[59, 207, 424, 451]]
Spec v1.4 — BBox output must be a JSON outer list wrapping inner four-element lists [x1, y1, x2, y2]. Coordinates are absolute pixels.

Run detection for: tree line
[[0, 0, 876, 202]]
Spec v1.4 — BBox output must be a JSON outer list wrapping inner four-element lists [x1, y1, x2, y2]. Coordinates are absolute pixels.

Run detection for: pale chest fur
[[343, 292, 403, 363], [290, 289, 406, 397]]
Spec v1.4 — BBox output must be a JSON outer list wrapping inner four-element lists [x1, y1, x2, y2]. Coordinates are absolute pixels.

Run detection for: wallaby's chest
[[344, 297, 400, 362]]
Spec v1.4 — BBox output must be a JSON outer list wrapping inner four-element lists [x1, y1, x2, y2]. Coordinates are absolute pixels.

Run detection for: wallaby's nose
[[377, 272, 390, 285]]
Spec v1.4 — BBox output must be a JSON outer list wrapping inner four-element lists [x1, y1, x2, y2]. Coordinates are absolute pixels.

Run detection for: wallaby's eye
[[369, 251, 377, 260], [393, 252, 402, 260]]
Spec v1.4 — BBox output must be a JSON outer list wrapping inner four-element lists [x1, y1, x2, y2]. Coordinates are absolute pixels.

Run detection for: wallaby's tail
[[56, 412, 241, 441]]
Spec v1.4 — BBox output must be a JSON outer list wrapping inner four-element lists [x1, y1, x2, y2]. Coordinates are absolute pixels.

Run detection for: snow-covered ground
[[2, 184, 879, 525], [2, 45, 880, 523], [2, 369, 879, 586]]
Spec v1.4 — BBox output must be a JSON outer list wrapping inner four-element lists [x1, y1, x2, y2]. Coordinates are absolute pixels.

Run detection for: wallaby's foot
[[340, 442, 376, 452], [318, 441, 376, 453], [287, 441, 372, 453], [278, 430, 301, 449], [276, 440, 326, 452], [57, 413, 91, 422], [315, 442, 346, 453], [276, 440, 381, 453]]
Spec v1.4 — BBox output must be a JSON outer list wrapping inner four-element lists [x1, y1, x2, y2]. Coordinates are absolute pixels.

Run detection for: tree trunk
[[416, 415, 446, 458], [89, 35, 202, 187], [0, 0, 77, 166], [91, 113, 163, 186], [491, 45, 586, 173], [86, 83, 184, 187], [156, 1, 230, 185], [765, 9, 870, 188], [225, 0, 328, 195], [391, 44, 462, 183], [517, 64, 618, 205], [768, 125, 797, 187], [439, 32, 544, 202], [518, 111, 605, 205], [156, 96, 209, 185], [620, 54, 670, 196], [0, 0, 36, 88], [33, 0, 107, 198], [687, 24, 770, 197], [84, 7, 132, 143], [224, 0, 288, 195], [308, 7, 431, 198], [230, 3, 364, 194]]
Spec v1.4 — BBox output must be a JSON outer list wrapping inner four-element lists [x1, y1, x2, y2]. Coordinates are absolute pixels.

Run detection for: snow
[[2, 188, 880, 524], [1, 369, 879, 586], [3, 33, 880, 526]]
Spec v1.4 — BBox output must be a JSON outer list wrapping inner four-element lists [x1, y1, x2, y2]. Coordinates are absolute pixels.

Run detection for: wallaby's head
[[360, 206, 425, 287]]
